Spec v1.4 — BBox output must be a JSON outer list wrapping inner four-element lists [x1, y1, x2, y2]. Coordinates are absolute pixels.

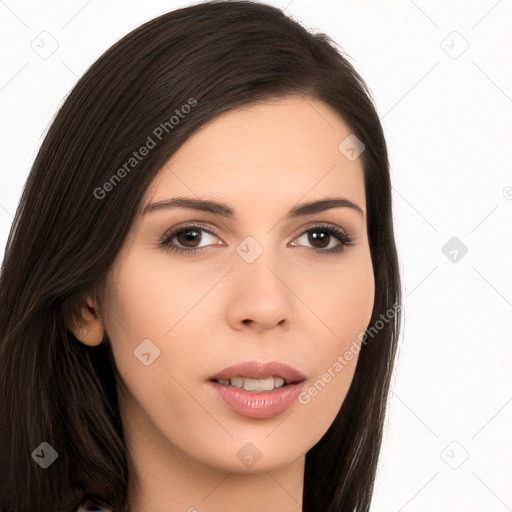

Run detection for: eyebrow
[[142, 196, 365, 219]]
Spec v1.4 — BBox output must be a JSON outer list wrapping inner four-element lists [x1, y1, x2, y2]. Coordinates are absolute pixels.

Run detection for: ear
[[68, 296, 105, 347]]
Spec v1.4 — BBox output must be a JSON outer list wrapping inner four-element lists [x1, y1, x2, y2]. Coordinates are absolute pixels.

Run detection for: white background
[[1, 1, 511, 510]]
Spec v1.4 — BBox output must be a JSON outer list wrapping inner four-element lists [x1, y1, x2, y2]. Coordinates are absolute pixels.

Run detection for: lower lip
[[208, 380, 305, 419]]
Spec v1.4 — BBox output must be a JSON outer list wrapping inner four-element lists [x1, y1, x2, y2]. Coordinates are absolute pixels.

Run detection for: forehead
[[144, 95, 366, 213]]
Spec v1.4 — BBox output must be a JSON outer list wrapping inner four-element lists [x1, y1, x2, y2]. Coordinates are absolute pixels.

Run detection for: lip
[[209, 360, 306, 384], [208, 360, 307, 419]]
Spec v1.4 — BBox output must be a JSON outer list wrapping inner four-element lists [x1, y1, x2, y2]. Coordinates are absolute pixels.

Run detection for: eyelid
[[159, 221, 221, 245], [289, 220, 350, 240]]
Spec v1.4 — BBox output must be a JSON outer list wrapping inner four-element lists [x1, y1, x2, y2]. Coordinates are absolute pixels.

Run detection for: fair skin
[[71, 95, 375, 512]]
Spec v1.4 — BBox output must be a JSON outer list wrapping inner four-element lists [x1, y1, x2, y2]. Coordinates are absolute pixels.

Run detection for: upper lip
[[209, 360, 306, 384]]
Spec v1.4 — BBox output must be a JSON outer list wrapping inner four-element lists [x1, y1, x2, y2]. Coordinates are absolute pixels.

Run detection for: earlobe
[[68, 297, 105, 347]]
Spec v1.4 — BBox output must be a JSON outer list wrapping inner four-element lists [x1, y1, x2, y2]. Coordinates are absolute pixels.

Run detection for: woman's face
[[99, 95, 374, 474]]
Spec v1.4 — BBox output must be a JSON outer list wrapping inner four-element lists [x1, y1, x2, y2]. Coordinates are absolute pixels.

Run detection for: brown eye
[[307, 230, 331, 249], [290, 225, 353, 255], [160, 224, 222, 254], [175, 228, 202, 248]]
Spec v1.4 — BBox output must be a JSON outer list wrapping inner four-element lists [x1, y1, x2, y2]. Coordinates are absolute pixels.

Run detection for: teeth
[[274, 377, 285, 388], [215, 376, 286, 391], [243, 377, 274, 391], [231, 376, 243, 388]]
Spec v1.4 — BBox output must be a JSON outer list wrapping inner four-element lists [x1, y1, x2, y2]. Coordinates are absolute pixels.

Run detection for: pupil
[[309, 231, 329, 248], [178, 229, 200, 247]]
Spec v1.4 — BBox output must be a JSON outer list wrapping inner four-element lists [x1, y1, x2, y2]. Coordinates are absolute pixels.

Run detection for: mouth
[[209, 375, 301, 392], [207, 361, 307, 419], [208, 360, 306, 392]]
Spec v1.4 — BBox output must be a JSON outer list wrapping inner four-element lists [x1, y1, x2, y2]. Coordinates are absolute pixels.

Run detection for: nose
[[225, 250, 295, 333]]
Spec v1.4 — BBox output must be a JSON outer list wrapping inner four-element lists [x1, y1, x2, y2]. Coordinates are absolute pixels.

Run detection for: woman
[[0, 1, 401, 511]]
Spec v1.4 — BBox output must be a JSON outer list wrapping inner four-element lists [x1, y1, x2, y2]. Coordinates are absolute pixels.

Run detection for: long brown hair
[[0, 1, 401, 510]]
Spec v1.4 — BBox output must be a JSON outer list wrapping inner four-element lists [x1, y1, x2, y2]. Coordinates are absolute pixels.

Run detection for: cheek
[[101, 248, 205, 362], [100, 254, 207, 438], [294, 251, 374, 433], [100, 245, 217, 391], [298, 249, 375, 347]]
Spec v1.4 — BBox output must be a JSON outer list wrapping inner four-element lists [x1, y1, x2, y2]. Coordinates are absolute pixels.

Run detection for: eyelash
[[159, 222, 353, 256]]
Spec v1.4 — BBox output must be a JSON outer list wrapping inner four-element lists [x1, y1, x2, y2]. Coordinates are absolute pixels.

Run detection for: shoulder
[[73, 496, 114, 512]]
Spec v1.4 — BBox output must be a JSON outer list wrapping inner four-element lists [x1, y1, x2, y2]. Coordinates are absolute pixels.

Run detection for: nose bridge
[[236, 228, 290, 286], [226, 234, 295, 330]]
